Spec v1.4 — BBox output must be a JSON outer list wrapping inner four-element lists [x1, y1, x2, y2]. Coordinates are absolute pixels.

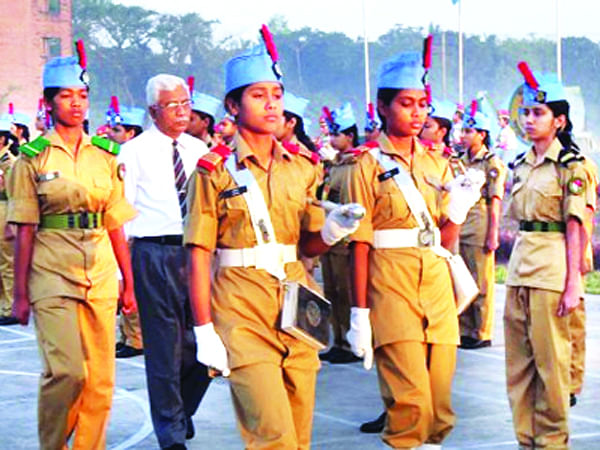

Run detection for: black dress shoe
[[116, 342, 125, 352], [163, 444, 186, 450], [570, 393, 577, 407], [0, 316, 19, 326], [116, 345, 143, 358], [460, 339, 491, 350], [360, 412, 386, 433], [186, 417, 195, 440], [319, 346, 339, 362], [328, 348, 362, 364]]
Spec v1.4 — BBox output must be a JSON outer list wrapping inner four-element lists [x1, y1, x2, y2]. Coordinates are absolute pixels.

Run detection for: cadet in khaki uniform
[[344, 50, 484, 448], [187, 82, 222, 149], [9, 49, 137, 450], [184, 31, 361, 449], [458, 105, 507, 348], [504, 63, 587, 448], [0, 119, 17, 325], [570, 155, 598, 405]]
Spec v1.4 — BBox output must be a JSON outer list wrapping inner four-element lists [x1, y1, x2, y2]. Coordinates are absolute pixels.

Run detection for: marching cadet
[[343, 48, 484, 448], [318, 102, 361, 364], [504, 61, 587, 448], [570, 154, 598, 406], [494, 109, 519, 157], [3, 103, 31, 145], [106, 96, 145, 146], [458, 102, 507, 349], [104, 96, 147, 359], [187, 77, 222, 148], [8, 42, 138, 450], [275, 91, 317, 152], [184, 26, 362, 449], [0, 118, 17, 326], [214, 113, 237, 145]]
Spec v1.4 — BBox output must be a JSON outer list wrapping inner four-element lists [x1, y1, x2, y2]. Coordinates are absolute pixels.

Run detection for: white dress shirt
[[119, 124, 208, 237]]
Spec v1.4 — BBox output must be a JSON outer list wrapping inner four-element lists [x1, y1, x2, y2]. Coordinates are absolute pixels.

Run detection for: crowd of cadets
[[0, 26, 596, 450]]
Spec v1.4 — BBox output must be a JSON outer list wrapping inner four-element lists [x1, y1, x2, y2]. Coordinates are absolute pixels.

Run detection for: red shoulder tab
[[197, 144, 232, 172], [364, 140, 379, 148], [283, 141, 320, 165], [282, 141, 300, 155]]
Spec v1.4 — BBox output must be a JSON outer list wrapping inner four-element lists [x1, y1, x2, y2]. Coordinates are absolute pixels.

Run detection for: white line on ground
[[457, 349, 505, 360], [0, 337, 35, 344], [0, 345, 36, 353], [313, 410, 362, 428], [116, 359, 145, 369], [0, 326, 34, 338], [571, 413, 600, 426], [452, 388, 507, 406], [0, 369, 38, 377], [109, 388, 153, 450], [451, 431, 600, 449]]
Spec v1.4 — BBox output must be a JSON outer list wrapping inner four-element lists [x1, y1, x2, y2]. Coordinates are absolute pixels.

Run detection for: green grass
[[496, 264, 600, 295]]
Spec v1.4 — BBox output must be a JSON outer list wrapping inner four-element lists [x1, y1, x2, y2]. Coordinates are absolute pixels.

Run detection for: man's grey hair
[[145, 74, 189, 106]]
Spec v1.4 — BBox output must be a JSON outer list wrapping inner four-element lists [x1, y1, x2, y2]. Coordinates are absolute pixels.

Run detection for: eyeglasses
[[155, 100, 192, 112]]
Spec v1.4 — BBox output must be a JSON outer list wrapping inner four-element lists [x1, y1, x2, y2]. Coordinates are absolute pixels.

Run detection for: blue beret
[[191, 92, 221, 118], [225, 45, 281, 95], [522, 72, 566, 107], [0, 119, 11, 132], [429, 99, 456, 122], [332, 102, 356, 131], [284, 92, 309, 120], [1, 112, 31, 126], [377, 52, 426, 90], [463, 111, 492, 132], [43, 56, 87, 89], [118, 107, 145, 128]]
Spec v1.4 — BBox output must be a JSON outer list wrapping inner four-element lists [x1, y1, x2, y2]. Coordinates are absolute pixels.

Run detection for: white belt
[[217, 243, 297, 269], [373, 227, 441, 249]]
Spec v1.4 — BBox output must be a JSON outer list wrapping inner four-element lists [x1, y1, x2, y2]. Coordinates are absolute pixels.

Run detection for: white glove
[[446, 168, 485, 224], [318, 143, 338, 162], [346, 307, 373, 370], [320, 203, 365, 245], [193, 323, 230, 377]]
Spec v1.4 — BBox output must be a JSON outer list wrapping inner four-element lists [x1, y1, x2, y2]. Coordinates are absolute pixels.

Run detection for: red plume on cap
[[367, 102, 375, 120], [470, 100, 478, 117], [187, 76, 195, 94], [517, 61, 539, 90], [260, 24, 279, 63], [423, 34, 433, 70], [75, 39, 87, 70], [425, 85, 432, 105], [110, 96, 120, 115], [8, 103, 14, 115], [38, 98, 44, 112], [322, 106, 333, 124]]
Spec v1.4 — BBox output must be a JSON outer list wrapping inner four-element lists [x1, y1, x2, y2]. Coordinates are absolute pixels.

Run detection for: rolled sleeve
[[104, 158, 137, 231], [183, 170, 218, 250], [488, 156, 508, 200], [7, 157, 40, 224], [563, 163, 588, 223]]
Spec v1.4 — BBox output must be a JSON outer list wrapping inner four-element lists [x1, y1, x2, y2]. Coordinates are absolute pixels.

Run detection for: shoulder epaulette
[[508, 151, 527, 170], [91, 136, 120, 155], [558, 146, 584, 168], [483, 151, 496, 161], [18, 136, 51, 157], [282, 141, 320, 165], [364, 141, 379, 149], [197, 144, 232, 173]]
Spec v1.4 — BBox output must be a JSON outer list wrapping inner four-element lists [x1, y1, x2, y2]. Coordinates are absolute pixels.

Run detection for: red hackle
[[470, 100, 478, 117], [322, 106, 333, 124], [187, 76, 195, 95], [260, 24, 279, 63], [367, 102, 375, 119], [75, 39, 87, 70], [425, 84, 432, 105], [110, 96, 120, 114], [517, 61, 539, 90], [423, 34, 433, 70], [8, 103, 14, 115], [38, 98, 44, 112]]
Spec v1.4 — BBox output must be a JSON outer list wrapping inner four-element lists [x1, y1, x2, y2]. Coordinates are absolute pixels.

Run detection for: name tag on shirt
[[378, 168, 399, 182], [219, 186, 247, 199], [38, 171, 60, 182]]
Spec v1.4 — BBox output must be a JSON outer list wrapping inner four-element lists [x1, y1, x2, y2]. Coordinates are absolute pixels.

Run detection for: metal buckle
[[67, 214, 75, 228], [418, 228, 434, 247], [79, 212, 89, 229]]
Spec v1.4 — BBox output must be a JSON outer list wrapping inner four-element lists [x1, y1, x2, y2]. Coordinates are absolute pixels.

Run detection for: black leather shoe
[[359, 412, 386, 433], [186, 417, 195, 440], [460, 339, 491, 350], [570, 393, 577, 407], [0, 316, 19, 326], [328, 348, 362, 364], [163, 444, 186, 450], [116, 342, 125, 351], [116, 345, 143, 358]]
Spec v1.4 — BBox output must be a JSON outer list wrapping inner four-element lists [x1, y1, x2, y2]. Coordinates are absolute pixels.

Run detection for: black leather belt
[[519, 221, 566, 233], [136, 235, 183, 245]]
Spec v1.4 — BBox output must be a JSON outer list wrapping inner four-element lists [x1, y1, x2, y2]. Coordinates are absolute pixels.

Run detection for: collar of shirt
[[233, 132, 292, 168], [524, 137, 562, 166], [376, 132, 425, 162], [465, 145, 489, 162], [47, 129, 92, 157], [146, 123, 190, 151]]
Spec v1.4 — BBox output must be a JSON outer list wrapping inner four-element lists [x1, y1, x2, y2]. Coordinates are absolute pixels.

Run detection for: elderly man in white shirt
[[119, 74, 210, 450]]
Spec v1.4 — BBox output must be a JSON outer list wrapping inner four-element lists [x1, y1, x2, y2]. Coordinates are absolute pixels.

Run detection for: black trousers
[[132, 239, 211, 448]]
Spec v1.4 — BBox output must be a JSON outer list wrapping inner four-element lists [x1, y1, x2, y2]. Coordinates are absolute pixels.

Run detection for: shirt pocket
[[529, 181, 563, 220]]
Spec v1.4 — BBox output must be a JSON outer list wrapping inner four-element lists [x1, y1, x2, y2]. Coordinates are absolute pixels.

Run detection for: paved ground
[[1, 284, 599, 449]]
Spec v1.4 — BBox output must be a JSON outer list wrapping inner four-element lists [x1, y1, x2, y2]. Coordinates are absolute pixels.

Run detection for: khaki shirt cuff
[[104, 199, 138, 231], [7, 199, 39, 224]]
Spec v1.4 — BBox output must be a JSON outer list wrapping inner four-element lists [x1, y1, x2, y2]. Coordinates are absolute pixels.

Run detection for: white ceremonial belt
[[217, 244, 297, 269], [373, 227, 441, 249]]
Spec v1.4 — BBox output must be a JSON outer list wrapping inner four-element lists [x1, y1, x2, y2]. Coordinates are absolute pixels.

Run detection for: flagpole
[[362, 0, 370, 108], [458, 0, 463, 103], [556, 0, 562, 81], [442, 31, 447, 99]]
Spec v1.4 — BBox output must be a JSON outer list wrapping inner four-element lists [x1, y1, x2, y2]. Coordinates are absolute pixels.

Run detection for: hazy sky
[[115, 0, 600, 43]]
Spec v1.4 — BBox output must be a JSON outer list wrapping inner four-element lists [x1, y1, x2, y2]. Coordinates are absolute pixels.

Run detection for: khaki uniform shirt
[[7, 131, 137, 302], [460, 146, 507, 246], [184, 133, 325, 369], [506, 139, 588, 292], [343, 133, 459, 346]]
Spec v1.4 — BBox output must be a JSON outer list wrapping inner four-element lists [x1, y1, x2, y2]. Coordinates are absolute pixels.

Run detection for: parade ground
[[1, 284, 599, 449]]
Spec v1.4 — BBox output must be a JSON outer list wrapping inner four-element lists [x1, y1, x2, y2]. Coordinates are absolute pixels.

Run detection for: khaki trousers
[[229, 362, 318, 449], [33, 296, 117, 450], [0, 201, 14, 317], [569, 300, 585, 395], [117, 311, 143, 349], [375, 341, 456, 448], [459, 243, 495, 340], [504, 287, 570, 448], [320, 248, 351, 347]]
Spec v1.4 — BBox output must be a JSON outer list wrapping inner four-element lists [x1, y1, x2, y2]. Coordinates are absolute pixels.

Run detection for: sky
[[115, 0, 600, 43]]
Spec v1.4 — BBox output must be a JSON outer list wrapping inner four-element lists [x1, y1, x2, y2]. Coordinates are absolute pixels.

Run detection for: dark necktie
[[172, 140, 187, 218]]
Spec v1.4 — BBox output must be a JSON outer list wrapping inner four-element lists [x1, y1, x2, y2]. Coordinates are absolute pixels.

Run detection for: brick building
[[0, 0, 72, 128]]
